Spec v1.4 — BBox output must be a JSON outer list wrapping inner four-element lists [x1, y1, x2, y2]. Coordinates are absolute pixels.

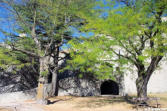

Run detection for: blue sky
[[0, 3, 18, 42], [0, 6, 9, 42], [0, 5, 95, 42], [0, 0, 124, 42]]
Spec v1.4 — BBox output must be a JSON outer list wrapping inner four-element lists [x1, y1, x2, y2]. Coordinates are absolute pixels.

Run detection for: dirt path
[[0, 96, 134, 111], [45, 96, 135, 111], [1, 94, 167, 111], [0, 100, 44, 111]]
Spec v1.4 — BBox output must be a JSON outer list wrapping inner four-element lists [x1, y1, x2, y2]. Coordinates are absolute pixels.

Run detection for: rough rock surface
[[0, 66, 38, 94], [58, 71, 101, 96], [58, 77, 101, 96]]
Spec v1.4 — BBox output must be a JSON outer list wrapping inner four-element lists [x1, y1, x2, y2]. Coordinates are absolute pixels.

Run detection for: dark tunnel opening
[[100, 80, 119, 95]]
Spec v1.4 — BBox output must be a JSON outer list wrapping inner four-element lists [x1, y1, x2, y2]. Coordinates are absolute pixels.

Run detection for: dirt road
[[1, 94, 167, 111]]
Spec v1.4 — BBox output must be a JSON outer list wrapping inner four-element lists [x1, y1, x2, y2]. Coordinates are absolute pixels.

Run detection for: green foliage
[[66, 0, 167, 80], [86, 0, 166, 63], [0, 0, 96, 75], [0, 47, 19, 69], [40, 70, 49, 77], [64, 36, 115, 80], [0, 46, 32, 71]]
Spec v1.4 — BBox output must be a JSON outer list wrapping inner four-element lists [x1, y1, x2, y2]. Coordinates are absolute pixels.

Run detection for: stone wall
[[124, 61, 167, 94], [1, 60, 166, 97], [57, 70, 125, 96], [0, 66, 38, 94], [58, 76, 101, 96], [58, 70, 101, 96]]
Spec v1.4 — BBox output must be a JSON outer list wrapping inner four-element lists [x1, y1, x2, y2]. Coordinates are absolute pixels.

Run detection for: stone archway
[[100, 80, 119, 95]]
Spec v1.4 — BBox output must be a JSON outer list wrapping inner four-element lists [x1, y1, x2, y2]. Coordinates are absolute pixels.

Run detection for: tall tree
[[68, 0, 167, 99], [0, 0, 95, 104]]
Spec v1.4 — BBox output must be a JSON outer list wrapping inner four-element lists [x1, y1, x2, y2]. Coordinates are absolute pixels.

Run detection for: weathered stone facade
[[57, 70, 125, 96], [58, 77, 101, 96], [58, 62, 167, 96], [0, 60, 167, 98], [0, 66, 38, 94]]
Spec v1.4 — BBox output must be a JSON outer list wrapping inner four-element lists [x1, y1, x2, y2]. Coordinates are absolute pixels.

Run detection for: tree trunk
[[135, 56, 163, 101], [36, 57, 49, 104], [136, 70, 153, 99], [136, 76, 148, 98], [50, 69, 58, 96], [49, 46, 59, 96], [36, 45, 61, 103]]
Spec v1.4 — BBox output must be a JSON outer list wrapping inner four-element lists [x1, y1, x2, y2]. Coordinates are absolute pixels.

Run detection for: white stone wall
[[124, 71, 137, 94], [148, 62, 167, 93], [124, 62, 167, 94]]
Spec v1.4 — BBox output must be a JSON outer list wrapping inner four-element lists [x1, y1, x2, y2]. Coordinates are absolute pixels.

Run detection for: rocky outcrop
[[0, 64, 124, 97], [0, 66, 38, 94], [58, 70, 101, 96], [58, 77, 101, 96]]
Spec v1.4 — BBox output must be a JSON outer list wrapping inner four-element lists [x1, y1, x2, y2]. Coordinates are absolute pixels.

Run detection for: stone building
[[57, 49, 167, 96], [0, 55, 167, 97], [57, 61, 167, 96]]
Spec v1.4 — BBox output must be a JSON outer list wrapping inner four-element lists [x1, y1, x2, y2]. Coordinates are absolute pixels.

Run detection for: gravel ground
[[0, 101, 44, 111]]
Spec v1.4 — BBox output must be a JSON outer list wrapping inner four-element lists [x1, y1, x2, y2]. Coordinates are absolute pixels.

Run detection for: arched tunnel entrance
[[100, 80, 119, 95]]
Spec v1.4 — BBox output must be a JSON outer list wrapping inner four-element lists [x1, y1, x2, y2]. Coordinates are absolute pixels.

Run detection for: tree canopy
[[67, 0, 167, 98], [0, 0, 96, 104]]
